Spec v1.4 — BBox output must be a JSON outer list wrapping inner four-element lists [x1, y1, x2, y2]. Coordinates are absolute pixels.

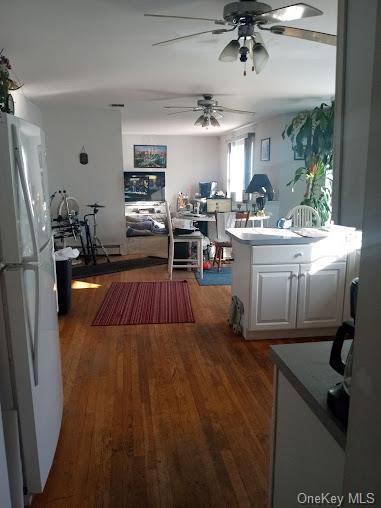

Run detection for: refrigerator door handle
[[11, 125, 39, 264], [24, 264, 40, 386], [51, 239, 59, 313]]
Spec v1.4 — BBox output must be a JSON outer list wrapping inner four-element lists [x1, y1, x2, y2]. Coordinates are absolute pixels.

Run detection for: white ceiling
[[1, 0, 337, 135]]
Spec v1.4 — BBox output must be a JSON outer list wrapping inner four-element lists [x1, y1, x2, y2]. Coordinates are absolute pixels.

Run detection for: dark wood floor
[[32, 263, 324, 507]]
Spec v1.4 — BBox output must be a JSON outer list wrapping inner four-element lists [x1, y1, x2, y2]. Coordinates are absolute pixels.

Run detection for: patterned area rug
[[93, 281, 195, 326]]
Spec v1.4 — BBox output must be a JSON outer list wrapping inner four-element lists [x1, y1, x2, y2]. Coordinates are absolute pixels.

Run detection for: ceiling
[[1, 0, 337, 135]]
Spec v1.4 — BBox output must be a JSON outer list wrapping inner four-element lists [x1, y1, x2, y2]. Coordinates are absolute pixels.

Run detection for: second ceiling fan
[[165, 94, 255, 128], [145, 1, 336, 75]]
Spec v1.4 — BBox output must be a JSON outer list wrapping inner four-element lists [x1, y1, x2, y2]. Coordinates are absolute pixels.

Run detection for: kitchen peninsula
[[226, 227, 361, 340]]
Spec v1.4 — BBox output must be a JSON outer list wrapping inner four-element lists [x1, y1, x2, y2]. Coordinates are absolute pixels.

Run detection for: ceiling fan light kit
[[252, 42, 270, 74], [146, 1, 336, 76], [210, 116, 221, 127], [202, 116, 210, 128], [218, 39, 241, 62], [195, 115, 205, 126]]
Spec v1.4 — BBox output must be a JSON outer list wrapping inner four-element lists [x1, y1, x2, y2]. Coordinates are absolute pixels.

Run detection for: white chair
[[285, 205, 321, 227], [166, 202, 203, 280]]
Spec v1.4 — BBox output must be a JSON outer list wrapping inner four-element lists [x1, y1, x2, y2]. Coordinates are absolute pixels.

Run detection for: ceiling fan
[[145, 1, 336, 75], [164, 94, 255, 128]]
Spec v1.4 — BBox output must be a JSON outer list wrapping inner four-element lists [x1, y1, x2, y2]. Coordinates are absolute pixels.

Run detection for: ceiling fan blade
[[164, 106, 195, 109], [255, 3, 323, 25], [145, 13, 227, 25], [167, 110, 198, 116], [153, 28, 229, 46], [270, 25, 336, 46], [218, 107, 256, 115]]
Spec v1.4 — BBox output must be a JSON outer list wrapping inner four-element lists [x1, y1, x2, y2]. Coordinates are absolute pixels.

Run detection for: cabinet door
[[250, 265, 299, 330], [297, 262, 346, 329]]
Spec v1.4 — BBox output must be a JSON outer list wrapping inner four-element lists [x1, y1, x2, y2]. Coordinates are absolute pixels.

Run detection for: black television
[[124, 171, 165, 203]]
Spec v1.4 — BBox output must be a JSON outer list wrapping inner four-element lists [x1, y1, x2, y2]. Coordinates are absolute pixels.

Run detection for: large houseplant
[[282, 102, 335, 225]]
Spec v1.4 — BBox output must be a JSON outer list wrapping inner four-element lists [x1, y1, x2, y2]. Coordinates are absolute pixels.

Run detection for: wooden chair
[[213, 211, 250, 271], [235, 211, 250, 228], [166, 202, 203, 280], [285, 205, 321, 227]]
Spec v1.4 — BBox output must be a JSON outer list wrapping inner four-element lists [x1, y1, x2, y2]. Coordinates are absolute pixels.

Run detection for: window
[[227, 135, 254, 201], [227, 138, 245, 201]]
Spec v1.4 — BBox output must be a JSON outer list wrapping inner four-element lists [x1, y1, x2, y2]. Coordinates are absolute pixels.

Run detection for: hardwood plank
[[32, 264, 328, 507]]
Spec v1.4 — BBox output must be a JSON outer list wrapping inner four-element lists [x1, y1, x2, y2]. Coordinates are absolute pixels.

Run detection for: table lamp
[[245, 174, 274, 201]]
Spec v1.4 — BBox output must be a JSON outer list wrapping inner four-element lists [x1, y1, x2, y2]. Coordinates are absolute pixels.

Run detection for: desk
[[178, 214, 270, 228], [177, 214, 269, 238]]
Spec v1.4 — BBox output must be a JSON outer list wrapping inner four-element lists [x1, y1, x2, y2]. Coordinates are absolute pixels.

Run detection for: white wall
[[42, 106, 125, 246], [333, 0, 377, 229], [219, 113, 306, 218], [13, 91, 42, 127], [340, 0, 381, 502], [122, 134, 221, 210]]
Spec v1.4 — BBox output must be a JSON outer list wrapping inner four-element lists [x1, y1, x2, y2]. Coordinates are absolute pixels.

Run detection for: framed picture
[[134, 145, 167, 169], [293, 146, 305, 160], [260, 138, 271, 161]]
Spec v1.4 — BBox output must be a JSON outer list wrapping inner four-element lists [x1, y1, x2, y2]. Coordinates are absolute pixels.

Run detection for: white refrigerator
[[0, 113, 63, 505]]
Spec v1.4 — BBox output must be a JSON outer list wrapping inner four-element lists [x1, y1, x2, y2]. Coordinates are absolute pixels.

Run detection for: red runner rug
[[93, 281, 195, 326]]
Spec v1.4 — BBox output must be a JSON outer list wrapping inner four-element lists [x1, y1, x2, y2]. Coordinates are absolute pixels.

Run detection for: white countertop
[[226, 226, 362, 246], [271, 341, 350, 449]]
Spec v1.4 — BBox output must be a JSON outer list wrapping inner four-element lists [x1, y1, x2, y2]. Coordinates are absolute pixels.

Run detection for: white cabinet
[[248, 253, 347, 338], [251, 265, 299, 330], [250, 261, 346, 333], [297, 262, 347, 329]]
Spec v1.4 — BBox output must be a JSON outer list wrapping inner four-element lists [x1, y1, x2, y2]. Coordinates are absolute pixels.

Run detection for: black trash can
[[55, 259, 72, 315]]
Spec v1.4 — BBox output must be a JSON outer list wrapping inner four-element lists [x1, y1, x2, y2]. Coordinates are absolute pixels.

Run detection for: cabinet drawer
[[252, 245, 313, 264], [252, 242, 348, 265]]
